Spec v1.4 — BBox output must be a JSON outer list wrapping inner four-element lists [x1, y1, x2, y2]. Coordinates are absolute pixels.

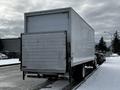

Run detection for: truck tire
[[82, 65, 85, 78], [93, 60, 97, 69], [72, 64, 85, 82]]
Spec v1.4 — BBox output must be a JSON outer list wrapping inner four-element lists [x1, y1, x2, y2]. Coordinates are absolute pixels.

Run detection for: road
[[0, 65, 47, 90], [76, 56, 120, 90]]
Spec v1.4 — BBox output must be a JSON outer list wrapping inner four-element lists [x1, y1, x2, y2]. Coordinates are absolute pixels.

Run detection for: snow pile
[[110, 53, 119, 57], [77, 56, 120, 90], [0, 59, 20, 66]]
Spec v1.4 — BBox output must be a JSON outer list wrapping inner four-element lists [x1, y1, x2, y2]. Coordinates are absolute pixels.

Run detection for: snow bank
[[0, 59, 20, 66], [77, 56, 120, 90]]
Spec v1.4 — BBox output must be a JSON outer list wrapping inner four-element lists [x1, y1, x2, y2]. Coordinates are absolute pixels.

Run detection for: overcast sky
[[0, 0, 120, 43]]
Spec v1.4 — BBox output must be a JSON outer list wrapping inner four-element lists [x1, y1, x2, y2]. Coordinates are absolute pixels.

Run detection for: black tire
[[82, 65, 85, 78], [93, 60, 97, 69], [72, 64, 85, 82]]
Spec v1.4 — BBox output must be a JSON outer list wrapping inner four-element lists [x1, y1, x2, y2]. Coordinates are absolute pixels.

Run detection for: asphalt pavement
[[0, 65, 47, 90]]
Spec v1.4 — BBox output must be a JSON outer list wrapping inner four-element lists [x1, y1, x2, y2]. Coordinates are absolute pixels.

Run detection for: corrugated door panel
[[27, 13, 68, 33], [22, 32, 66, 73]]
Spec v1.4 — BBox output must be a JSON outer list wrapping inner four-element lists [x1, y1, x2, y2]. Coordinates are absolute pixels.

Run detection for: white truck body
[[22, 7, 95, 74]]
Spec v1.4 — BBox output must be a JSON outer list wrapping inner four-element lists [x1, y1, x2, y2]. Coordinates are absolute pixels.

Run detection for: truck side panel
[[71, 10, 95, 66]]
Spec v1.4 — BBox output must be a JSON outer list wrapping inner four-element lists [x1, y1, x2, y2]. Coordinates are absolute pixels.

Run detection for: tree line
[[96, 31, 120, 55]]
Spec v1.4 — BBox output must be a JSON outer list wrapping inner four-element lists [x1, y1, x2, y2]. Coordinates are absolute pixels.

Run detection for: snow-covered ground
[[0, 59, 20, 66], [76, 56, 120, 90]]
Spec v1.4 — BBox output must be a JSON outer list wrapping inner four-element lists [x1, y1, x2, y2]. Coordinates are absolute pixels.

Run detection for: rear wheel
[[93, 60, 97, 69], [82, 65, 85, 78], [72, 64, 85, 82]]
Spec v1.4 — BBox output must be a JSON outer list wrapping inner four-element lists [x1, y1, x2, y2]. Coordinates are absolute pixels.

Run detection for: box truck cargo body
[[21, 7, 95, 81]]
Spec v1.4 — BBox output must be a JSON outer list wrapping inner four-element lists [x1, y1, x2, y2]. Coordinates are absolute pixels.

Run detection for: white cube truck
[[21, 7, 96, 82]]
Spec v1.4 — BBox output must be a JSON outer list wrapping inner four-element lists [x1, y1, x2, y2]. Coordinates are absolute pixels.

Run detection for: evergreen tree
[[97, 37, 108, 53], [95, 44, 99, 51], [112, 31, 120, 53]]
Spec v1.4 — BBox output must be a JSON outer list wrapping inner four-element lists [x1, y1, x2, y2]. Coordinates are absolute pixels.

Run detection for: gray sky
[[0, 0, 120, 43]]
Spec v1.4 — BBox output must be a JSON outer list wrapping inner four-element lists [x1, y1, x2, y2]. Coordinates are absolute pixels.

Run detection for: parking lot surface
[[0, 65, 47, 90]]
